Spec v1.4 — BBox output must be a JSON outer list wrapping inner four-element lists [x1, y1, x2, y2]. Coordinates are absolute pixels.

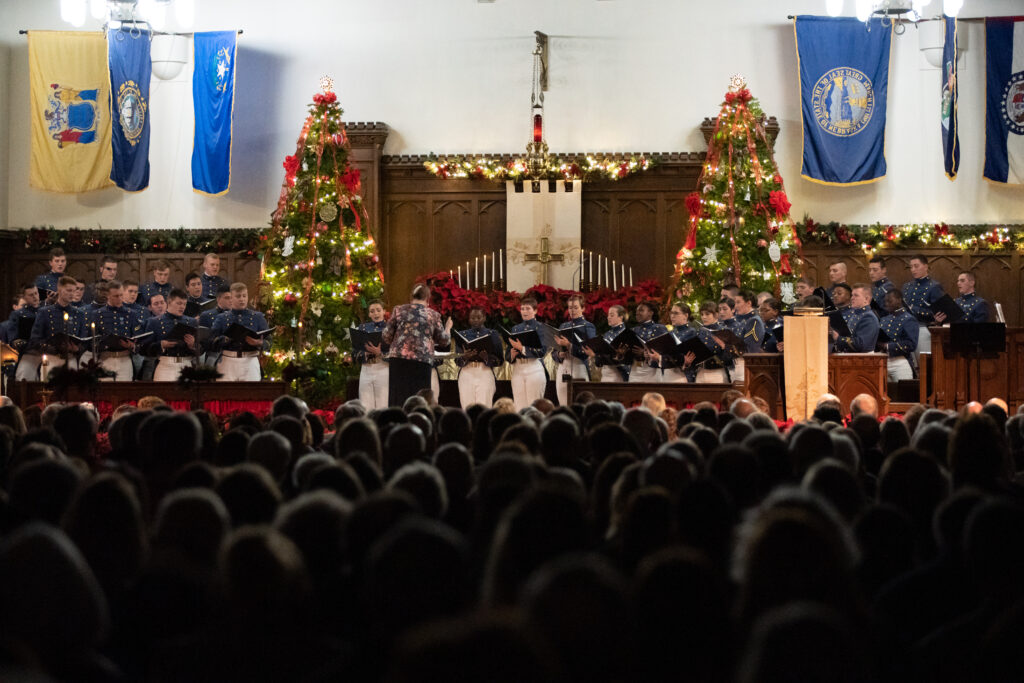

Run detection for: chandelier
[[59, 0, 195, 32], [826, 0, 965, 33]]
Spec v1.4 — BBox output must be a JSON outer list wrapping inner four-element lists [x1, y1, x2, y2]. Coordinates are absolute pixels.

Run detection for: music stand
[[949, 323, 1005, 406]]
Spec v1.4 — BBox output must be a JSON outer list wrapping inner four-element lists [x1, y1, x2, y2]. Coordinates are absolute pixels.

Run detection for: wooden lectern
[[783, 315, 829, 422]]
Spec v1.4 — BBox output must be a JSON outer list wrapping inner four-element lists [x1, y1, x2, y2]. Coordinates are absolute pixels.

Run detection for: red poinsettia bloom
[[768, 190, 791, 219], [805, 218, 817, 234], [885, 226, 896, 241], [936, 223, 950, 237]]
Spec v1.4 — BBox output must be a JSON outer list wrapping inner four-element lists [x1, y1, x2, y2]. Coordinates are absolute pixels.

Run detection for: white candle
[[466, 261, 470, 286], [621, 264, 625, 287], [589, 251, 593, 282], [580, 247, 584, 273], [630, 267, 633, 286], [492, 251, 496, 280], [457, 265, 461, 288], [499, 249, 503, 279], [475, 257, 479, 289], [612, 260, 617, 290], [604, 256, 609, 287], [483, 254, 488, 286]]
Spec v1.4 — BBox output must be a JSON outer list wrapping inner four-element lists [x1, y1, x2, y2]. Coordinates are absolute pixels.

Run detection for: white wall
[[1, 0, 1022, 231], [0, 42, 9, 229]]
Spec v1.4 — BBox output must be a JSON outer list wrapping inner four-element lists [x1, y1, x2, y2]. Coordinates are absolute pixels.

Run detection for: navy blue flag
[[794, 16, 893, 185], [108, 28, 151, 192], [192, 31, 237, 196], [941, 16, 959, 179], [984, 17, 1024, 184]]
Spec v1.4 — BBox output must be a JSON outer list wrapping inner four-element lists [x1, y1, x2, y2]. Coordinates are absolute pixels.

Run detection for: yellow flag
[[29, 31, 112, 192]]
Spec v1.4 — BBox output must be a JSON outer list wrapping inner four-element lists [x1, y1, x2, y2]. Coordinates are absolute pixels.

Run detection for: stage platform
[[9, 381, 289, 411]]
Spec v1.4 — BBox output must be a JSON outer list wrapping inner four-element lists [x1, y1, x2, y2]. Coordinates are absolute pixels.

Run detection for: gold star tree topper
[[729, 74, 747, 92], [320, 75, 335, 93]]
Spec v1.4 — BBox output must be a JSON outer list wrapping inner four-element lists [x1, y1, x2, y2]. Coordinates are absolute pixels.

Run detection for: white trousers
[[662, 367, 690, 383], [556, 356, 590, 406], [15, 353, 41, 381], [458, 364, 496, 410], [217, 355, 261, 381], [916, 327, 932, 366], [90, 354, 133, 381], [887, 356, 914, 382], [629, 364, 660, 383], [511, 359, 546, 411], [359, 362, 390, 410], [696, 367, 728, 384], [601, 365, 625, 383], [154, 357, 190, 382]]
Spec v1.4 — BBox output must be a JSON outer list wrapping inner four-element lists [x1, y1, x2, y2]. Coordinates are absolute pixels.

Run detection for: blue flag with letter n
[[192, 31, 237, 196], [107, 28, 151, 192], [942, 16, 959, 179], [794, 16, 893, 185], [984, 17, 1024, 184]]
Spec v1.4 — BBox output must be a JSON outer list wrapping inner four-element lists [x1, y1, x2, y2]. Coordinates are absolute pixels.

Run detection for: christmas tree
[[673, 76, 802, 308], [260, 78, 384, 402]]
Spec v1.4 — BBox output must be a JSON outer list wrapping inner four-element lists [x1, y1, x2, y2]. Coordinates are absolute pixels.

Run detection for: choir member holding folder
[[352, 300, 389, 409], [504, 297, 550, 411], [210, 283, 272, 381], [144, 289, 198, 382], [693, 301, 736, 383], [583, 305, 632, 383], [552, 295, 596, 406], [84, 281, 149, 381], [629, 302, 668, 383], [454, 307, 503, 409], [29, 276, 87, 381], [648, 302, 700, 383]]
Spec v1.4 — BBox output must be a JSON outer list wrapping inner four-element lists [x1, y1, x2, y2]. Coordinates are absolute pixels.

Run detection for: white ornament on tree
[[780, 282, 797, 305], [702, 244, 720, 265], [768, 242, 781, 263], [282, 235, 295, 257]]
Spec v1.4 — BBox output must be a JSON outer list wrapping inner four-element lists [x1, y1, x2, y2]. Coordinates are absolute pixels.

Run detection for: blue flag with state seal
[[107, 27, 151, 192], [192, 31, 237, 196], [984, 17, 1024, 184], [794, 16, 893, 185]]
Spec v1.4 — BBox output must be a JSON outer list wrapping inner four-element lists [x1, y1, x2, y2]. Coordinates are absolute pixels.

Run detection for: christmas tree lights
[[259, 82, 385, 401], [673, 76, 802, 308]]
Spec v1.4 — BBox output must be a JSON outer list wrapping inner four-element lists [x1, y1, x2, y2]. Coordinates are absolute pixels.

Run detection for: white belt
[[221, 350, 260, 358], [516, 358, 540, 364], [99, 350, 132, 359], [465, 362, 485, 368], [161, 356, 191, 363]]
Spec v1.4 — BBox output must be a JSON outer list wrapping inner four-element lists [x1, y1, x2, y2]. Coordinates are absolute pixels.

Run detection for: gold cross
[[524, 237, 565, 284]]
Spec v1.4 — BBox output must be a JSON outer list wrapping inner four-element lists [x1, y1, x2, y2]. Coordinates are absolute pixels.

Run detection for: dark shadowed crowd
[[0, 388, 1023, 683]]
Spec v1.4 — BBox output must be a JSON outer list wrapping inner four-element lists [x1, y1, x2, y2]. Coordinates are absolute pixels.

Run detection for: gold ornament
[[320, 75, 335, 93]]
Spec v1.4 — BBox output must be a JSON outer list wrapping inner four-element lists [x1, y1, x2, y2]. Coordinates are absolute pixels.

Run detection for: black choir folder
[[498, 326, 551, 350], [15, 317, 34, 341], [646, 331, 715, 366], [185, 298, 218, 318], [454, 330, 500, 362], [827, 310, 852, 339], [932, 294, 967, 324], [349, 328, 383, 355], [545, 323, 590, 344], [99, 331, 152, 351], [583, 327, 643, 360], [225, 323, 273, 345], [710, 327, 745, 354]]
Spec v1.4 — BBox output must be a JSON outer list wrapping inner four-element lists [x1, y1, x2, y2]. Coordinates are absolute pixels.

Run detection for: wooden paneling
[[379, 153, 704, 303]]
